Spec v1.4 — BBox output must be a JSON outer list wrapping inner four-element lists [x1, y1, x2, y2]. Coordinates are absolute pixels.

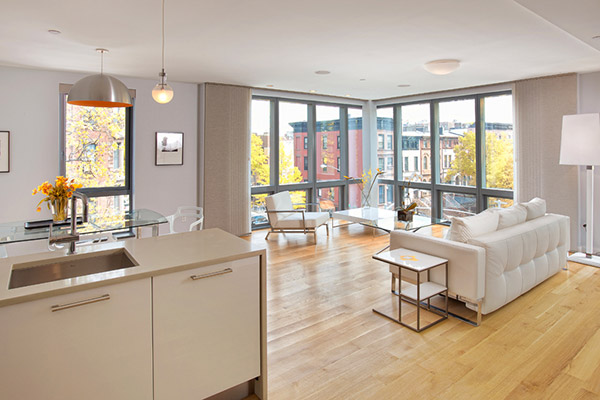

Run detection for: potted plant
[[32, 176, 81, 222]]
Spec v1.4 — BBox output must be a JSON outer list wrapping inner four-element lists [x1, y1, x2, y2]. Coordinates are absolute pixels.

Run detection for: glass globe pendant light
[[152, 0, 174, 104]]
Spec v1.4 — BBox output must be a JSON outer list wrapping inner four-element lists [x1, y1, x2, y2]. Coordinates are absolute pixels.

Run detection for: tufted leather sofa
[[389, 209, 569, 322]]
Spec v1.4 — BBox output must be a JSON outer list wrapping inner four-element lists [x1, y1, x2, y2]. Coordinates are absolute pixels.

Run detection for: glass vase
[[50, 198, 69, 222]]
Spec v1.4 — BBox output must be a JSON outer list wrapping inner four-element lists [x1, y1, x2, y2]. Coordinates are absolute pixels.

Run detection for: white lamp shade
[[560, 113, 600, 166]]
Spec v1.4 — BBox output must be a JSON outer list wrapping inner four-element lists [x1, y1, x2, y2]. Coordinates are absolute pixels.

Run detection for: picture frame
[[155, 132, 184, 166], [0, 131, 9, 173]]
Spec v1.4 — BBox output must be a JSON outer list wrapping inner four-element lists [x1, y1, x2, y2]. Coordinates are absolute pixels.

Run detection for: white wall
[[577, 71, 600, 252], [0, 66, 197, 230]]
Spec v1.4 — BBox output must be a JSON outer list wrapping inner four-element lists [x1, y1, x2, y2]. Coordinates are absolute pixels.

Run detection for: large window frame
[[251, 96, 362, 229], [378, 90, 514, 219], [59, 89, 134, 213]]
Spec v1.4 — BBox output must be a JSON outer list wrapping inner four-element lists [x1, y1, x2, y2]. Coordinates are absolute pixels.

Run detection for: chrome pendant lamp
[[152, 0, 174, 104], [68, 48, 132, 108]]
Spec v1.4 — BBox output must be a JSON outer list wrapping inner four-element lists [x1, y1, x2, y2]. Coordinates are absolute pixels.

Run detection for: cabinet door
[[0, 278, 153, 400], [153, 256, 261, 400]]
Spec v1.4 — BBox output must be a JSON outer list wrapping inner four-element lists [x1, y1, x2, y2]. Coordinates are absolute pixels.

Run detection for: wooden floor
[[245, 224, 600, 400]]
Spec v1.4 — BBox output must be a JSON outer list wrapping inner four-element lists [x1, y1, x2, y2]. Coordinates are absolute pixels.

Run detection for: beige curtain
[[514, 74, 578, 250], [201, 83, 251, 236]]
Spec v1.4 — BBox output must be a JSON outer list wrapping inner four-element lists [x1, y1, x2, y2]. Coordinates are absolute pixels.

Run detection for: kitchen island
[[0, 228, 267, 400]]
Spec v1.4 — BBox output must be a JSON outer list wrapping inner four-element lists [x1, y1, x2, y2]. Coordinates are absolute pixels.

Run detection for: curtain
[[514, 74, 578, 250], [201, 83, 251, 236]]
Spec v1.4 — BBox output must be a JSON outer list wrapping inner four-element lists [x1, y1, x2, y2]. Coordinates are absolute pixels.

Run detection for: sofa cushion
[[448, 210, 499, 243], [521, 197, 546, 221], [496, 204, 527, 230]]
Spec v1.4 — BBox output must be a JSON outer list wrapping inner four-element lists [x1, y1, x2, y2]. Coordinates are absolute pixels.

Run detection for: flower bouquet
[[344, 168, 383, 208], [32, 176, 82, 221]]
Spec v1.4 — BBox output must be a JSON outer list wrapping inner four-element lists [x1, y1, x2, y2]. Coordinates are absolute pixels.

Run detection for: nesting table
[[372, 247, 448, 332]]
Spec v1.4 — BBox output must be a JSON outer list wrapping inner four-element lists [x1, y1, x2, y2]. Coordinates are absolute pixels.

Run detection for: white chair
[[264, 191, 329, 242], [166, 206, 204, 234]]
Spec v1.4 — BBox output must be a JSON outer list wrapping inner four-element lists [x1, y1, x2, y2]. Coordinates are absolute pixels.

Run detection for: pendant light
[[152, 0, 174, 104], [68, 48, 132, 108]]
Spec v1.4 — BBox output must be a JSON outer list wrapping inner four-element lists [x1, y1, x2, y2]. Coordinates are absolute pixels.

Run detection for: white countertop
[[0, 228, 266, 307]]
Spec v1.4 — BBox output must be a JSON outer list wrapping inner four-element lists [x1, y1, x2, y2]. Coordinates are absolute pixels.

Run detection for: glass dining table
[[0, 209, 168, 246]]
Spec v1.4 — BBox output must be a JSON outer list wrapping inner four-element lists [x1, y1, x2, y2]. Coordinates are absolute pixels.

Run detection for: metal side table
[[373, 247, 448, 332]]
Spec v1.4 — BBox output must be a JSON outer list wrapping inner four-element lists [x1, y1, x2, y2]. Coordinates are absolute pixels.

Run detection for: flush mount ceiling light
[[152, 0, 174, 104], [68, 48, 132, 108], [424, 59, 461, 75]]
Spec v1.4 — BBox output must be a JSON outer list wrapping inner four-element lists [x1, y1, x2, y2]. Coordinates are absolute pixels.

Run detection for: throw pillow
[[521, 197, 546, 221], [496, 204, 527, 230], [448, 210, 500, 243]]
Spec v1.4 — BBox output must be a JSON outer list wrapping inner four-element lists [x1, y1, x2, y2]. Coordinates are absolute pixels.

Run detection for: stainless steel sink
[[9, 248, 138, 289]]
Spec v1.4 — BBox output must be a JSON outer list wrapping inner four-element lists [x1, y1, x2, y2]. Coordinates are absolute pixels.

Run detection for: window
[[279, 102, 308, 184], [378, 185, 385, 204], [439, 98, 475, 187], [376, 91, 513, 220], [387, 157, 393, 171], [251, 97, 364, 229], [61, 92, 132, 218], [251, 99, 271, 187], [378, 157, 384, 170], [377, 107, 394, 179]]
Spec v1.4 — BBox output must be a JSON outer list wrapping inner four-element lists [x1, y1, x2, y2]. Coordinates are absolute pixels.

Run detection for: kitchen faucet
[[49, 191, 89, 254]]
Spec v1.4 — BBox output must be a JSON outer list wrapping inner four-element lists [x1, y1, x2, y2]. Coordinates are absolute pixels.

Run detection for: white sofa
[[389, 198, 569, 324]]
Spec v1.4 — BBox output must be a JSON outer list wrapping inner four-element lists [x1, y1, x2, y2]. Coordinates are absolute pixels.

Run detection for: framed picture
[[155, 132, 184, 166], [0, 131, 9, 173]]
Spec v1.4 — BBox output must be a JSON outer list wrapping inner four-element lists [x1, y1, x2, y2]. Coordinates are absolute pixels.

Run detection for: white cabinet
[[153, 256, 261, 400], [0, 278, 153, 400]]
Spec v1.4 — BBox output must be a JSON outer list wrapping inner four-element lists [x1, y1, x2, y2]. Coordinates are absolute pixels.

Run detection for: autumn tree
[[445, 130, 514, 189], [65, 105, 126, 189]]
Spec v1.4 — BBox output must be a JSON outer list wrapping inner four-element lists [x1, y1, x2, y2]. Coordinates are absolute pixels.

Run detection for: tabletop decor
[[396, 202, 417, 221], [32, 176, 82, 222], [344, 168, 383, 208]]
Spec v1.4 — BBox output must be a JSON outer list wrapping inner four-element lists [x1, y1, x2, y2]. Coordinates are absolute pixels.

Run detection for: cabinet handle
[[190, 268, 233, 280], [51, 294, 111, 312]]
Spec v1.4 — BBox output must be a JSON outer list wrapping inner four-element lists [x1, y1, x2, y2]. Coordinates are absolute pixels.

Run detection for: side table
[[372, 247, 448, 332]]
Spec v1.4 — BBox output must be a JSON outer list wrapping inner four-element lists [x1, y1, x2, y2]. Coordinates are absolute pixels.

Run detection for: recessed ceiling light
[[48, 29, 61, 35], [593, 35, 600, 40], [360, 78, 366, 81], [345, 94, 351, 97], [309, 90, 317, 93], [424, 59, 461, 75], [397, 84, 411, 88], [315, 70, 330, 75], [266, 84, 274, 87]]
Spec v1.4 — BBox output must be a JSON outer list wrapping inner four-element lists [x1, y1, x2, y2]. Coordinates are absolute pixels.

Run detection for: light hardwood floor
[[245, 224, 600, 399]]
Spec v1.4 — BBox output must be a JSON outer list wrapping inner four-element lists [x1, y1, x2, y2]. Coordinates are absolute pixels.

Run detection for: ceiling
[[1, 0, 599, 100]]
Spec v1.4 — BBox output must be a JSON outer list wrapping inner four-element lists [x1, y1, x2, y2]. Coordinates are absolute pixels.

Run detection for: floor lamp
[[560, 113, 600, 267]]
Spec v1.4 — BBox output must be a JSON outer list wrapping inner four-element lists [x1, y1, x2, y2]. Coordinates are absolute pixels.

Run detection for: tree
[[446, 131, 476, 185], [445, 130, 513, 190], [251, 134, 269, 186], [65, 105, 126, 189]]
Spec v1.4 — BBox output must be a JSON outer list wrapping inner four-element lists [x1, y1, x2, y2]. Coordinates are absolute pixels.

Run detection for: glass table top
[[331, 207, 448, 233], [0, 209, 167, 245]]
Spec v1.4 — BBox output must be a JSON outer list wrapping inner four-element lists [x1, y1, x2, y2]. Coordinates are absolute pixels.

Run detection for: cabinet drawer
[[153, 256, 260, 400], [0, 278, 153, 400]]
